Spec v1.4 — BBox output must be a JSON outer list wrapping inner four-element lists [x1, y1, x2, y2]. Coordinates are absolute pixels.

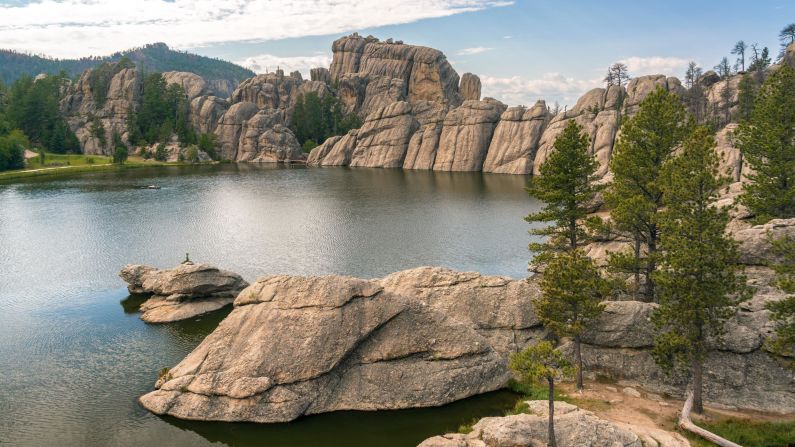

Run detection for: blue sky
[[0, 0, 792, 105]]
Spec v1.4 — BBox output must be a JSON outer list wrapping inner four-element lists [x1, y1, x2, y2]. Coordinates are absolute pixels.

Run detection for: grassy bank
[[687, 417, 795, 447], [0, 153, 207, 182]]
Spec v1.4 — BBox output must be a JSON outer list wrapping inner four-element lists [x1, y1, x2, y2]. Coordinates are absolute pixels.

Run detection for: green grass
[[688, 418, 795, 447], [24, 152, 112, 168], [0, 152, 208, 181]]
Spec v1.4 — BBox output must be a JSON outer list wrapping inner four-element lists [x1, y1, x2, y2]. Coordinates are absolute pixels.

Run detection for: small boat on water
[[144, 185, 161, 190]]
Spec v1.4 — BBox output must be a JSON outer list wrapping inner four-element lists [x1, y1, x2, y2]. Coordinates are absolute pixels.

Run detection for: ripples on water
[[0, 164, 540, 446]]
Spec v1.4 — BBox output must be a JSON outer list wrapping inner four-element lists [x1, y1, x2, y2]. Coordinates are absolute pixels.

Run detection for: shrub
[[155, 143, 168, 162]]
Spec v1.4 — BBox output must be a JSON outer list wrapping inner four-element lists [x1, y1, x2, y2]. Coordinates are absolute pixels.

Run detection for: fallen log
[[678, 390, 742, 447]]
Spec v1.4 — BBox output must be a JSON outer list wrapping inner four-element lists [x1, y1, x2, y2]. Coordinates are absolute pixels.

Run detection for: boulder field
[[137, 216, 795, 423]]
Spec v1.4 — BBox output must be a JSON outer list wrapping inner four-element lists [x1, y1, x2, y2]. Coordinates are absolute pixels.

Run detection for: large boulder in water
[[138, 267, 540, 422], [119, 263, 248, 324]]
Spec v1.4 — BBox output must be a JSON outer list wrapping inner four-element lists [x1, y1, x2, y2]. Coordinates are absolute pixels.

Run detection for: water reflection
[[0, 165, 539, 446]]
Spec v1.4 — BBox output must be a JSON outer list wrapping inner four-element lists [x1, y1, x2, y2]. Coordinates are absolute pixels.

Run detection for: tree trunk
[[692, 353, 704, 414], [633, 238, 641, 297], [679, 390, 742, 447], [644, 227, 657, 302], [574, 336, 583, 391], [548, 378, 557, 447]]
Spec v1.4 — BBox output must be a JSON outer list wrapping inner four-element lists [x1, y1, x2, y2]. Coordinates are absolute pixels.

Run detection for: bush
[[197, 133, 218, 160], [184, 145, 199, 163], [155, 143, 168, 162], [87, 157, 95, 164], [0, 130, 27, 171], [113, 145, 128, 164], [302, 139, 318, 153]]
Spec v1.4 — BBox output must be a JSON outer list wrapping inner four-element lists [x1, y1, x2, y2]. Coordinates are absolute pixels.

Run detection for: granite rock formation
[[119, 263, 248, 324], [138, 267, 530, 422]]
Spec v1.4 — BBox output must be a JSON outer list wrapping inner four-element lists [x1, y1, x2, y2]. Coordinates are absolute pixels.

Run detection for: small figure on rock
[[182, 253, 193, 265]]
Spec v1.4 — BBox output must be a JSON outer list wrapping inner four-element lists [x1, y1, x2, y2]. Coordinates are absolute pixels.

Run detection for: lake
[[0, 164, 540, 447]]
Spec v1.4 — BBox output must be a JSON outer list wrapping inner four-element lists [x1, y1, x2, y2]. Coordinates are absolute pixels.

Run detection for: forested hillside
[[0, 43, 254, 96]]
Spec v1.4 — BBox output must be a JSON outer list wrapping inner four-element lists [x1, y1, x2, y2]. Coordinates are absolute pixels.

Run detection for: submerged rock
[[118, 263, 248, 324]]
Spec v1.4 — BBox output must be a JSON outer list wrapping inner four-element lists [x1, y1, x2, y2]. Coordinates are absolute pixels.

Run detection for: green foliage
[[536, 250, 607, 338], [605, 86, 691, 301], [779, 23, 795, 59], [526, 120, 600, 264], [765, 235, 795, 359], [684, 62, 707, 123], [4, 73, 79, 153], [0, 129, 28, 171], [154, 143, 168, 162], [112, 145, 128, 164], [748, 46, 771, 72], [89, 115, 107, 148], [184, 145, 199, 163], [509, 341, 574, 386], [736, 65, 795, 222], [88, 58, 134, 107], [651, 127, 749, 401], [302, 139, 318, 153], [291, 92, 361, 146], [197, 133, 218, 160], [128, 73, 195, 146], [736, 73, 758, 122]]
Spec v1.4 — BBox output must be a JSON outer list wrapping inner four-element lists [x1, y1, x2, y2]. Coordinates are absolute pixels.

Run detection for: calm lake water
[[0, 164, 539, 447]]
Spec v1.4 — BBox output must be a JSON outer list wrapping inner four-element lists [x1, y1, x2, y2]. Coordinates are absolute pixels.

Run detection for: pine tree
[[526, 120, 600, 265], [765, 235, 795, 360], [731, 41, 747, 72], [606, 87, 690, 301], [736, 65, 795, 222], [736, 73, 758, 122], [651, 127, 749, 414], [509, 341, 573, 447], [604, 62, 630, 87], [779, 23, 795, 59], [535, 250, 607, 390]]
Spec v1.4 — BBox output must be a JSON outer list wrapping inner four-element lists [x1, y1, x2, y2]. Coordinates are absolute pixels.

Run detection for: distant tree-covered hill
[[0, 43, 255, 97]]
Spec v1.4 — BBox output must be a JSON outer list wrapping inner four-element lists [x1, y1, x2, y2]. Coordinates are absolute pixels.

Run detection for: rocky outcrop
[[138, 267, 529, 422], [403, 101, 448, 170], [306, 131, 358, 166], [734, 218, 795, 265], [350, 101, 418, 167], [189, 95, 229, 134], [433, 99, 505, 172], [418, 401, 685, 447], [482, 102, 549, 174], [214, 101, 259, 160], [163, 71, 210, 100], [230, 71, 304, 110], [60, 65, 141, 155], [119, 263, 248, 324], [139, 263, 794, 417], [328, 33, 462, 115], [459, 73, 482, 101], [310, 67, 332, 84]]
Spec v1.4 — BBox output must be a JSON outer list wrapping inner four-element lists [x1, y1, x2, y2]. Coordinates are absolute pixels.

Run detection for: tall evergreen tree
[[526, 120, 600, 265], [736, 73, 758, 122], [652, 127, 749, 414], [779, 23, 795, 59], [535, 250, 607, 390], [736, 65, 795, 222], [604, 62, 630, 87], [765, 235, 795, 360], [732, 41, 747, 72], [606, 87, 690, 301], [684, 62, 707, 123], [509, 341, 573, 447]]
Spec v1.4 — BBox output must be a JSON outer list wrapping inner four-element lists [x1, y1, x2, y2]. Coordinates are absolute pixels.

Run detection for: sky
[[0, 0, 792, 106]]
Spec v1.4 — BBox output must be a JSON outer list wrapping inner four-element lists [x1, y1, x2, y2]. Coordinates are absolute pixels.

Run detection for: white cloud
[[619, 56, 691, 77], [0, 0, 513, 58], [236, 54, 333, 78], [456, 46, 493, 56], [503, 35, 512, 39], [481, 73, 602, 108]]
